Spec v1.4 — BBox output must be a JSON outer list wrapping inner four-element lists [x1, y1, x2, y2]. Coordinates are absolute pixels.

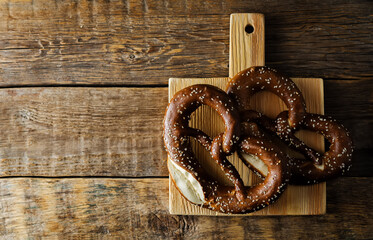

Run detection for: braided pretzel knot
[[164, 84, 288, 213]]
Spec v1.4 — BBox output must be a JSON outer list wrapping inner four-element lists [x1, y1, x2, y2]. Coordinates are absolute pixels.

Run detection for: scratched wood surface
[[0, 0, 371, 86], [0, 85, 370, 177], [0, 88, 169, 177], [0, 0, 372, 238], [0, 178, 372, 239]]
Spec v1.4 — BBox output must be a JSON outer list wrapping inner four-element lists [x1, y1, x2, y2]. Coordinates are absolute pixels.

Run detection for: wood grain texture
[[0, 82, 370, 177], [0, 87, 169, 177], [168, 14, 325, 215], [168, 77, 325, 215], [0, 0, 370, 237], [0, 177, 371, 239], [0, 0, 371, 86], [324, 79, 373, 149], [229, 13, 265, 77]]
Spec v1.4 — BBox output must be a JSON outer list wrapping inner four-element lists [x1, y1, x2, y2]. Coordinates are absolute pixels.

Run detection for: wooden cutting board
[[168, 13, 326, 215]]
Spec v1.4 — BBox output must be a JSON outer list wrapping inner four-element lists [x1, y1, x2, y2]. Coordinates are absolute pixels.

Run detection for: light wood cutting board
[[168, 13, 326, 215]]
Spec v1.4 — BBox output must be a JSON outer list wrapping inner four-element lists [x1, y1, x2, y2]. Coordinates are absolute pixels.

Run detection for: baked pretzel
[[164, 66, 353, 213], [164, 84, 244, 205], [204, 135, 288, 213], [164, 84, 288, 213], [168, 134, 289, 214], [240, 110, 277, 134], [227, 67, 354, 184], [239, 109, 353, 184], [275, 111, 353, 184], [226, 66, 306, 129], [164, 84, 240, 154], [238, 112, 294, 181]]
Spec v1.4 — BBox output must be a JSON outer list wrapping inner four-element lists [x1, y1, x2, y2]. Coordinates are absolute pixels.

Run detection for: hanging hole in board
[[245, 24, 254, 34]]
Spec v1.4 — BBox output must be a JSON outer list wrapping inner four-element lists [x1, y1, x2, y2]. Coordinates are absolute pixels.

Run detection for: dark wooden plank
[[349, 149, 373, 177], [0, 0, 371, 86], [325, 79, 373, 149], [0, 83, 371, 177], [324, 79, 373, 177], [0, 87, 169, 177], [0, 177, 371, 239]]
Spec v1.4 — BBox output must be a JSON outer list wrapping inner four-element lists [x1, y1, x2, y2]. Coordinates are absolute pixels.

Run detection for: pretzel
[[227, 67, 353, 184], [238, 112, 296, 181], [275, 111, 354, 184], [164, 84, 243, 206], [240, 110, 277, 134], [164, 67, 353, 213], [226, 66, 306, 129], [205, 135, 288, 213], [167, 134, 289, 214], [164, 84, 288, 213], [239, 109, 353, 184]]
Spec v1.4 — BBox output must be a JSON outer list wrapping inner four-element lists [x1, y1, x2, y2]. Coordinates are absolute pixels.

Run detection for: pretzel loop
[[164, 84, 242, 204], [226, 66, 306, 129], [164, 84, 289, 213], [275, 111, 354, 184], [203, 136, 288, 214], [210, 134, 246, 201], [164, 66, 354, 214]]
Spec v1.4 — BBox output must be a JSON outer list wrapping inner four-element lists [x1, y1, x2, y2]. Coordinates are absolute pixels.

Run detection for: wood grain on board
[[0, 177, 371, 239], [167, 13, 325, 216], [168, 77, 325, 215], [229, 13, 265, 77]]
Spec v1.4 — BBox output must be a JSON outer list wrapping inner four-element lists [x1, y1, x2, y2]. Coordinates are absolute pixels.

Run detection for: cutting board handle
[[229, 13, 265, 78]]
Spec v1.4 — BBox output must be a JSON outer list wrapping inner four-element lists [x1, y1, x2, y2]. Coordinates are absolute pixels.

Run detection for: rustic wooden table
[[0, 0, 372, 239]]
